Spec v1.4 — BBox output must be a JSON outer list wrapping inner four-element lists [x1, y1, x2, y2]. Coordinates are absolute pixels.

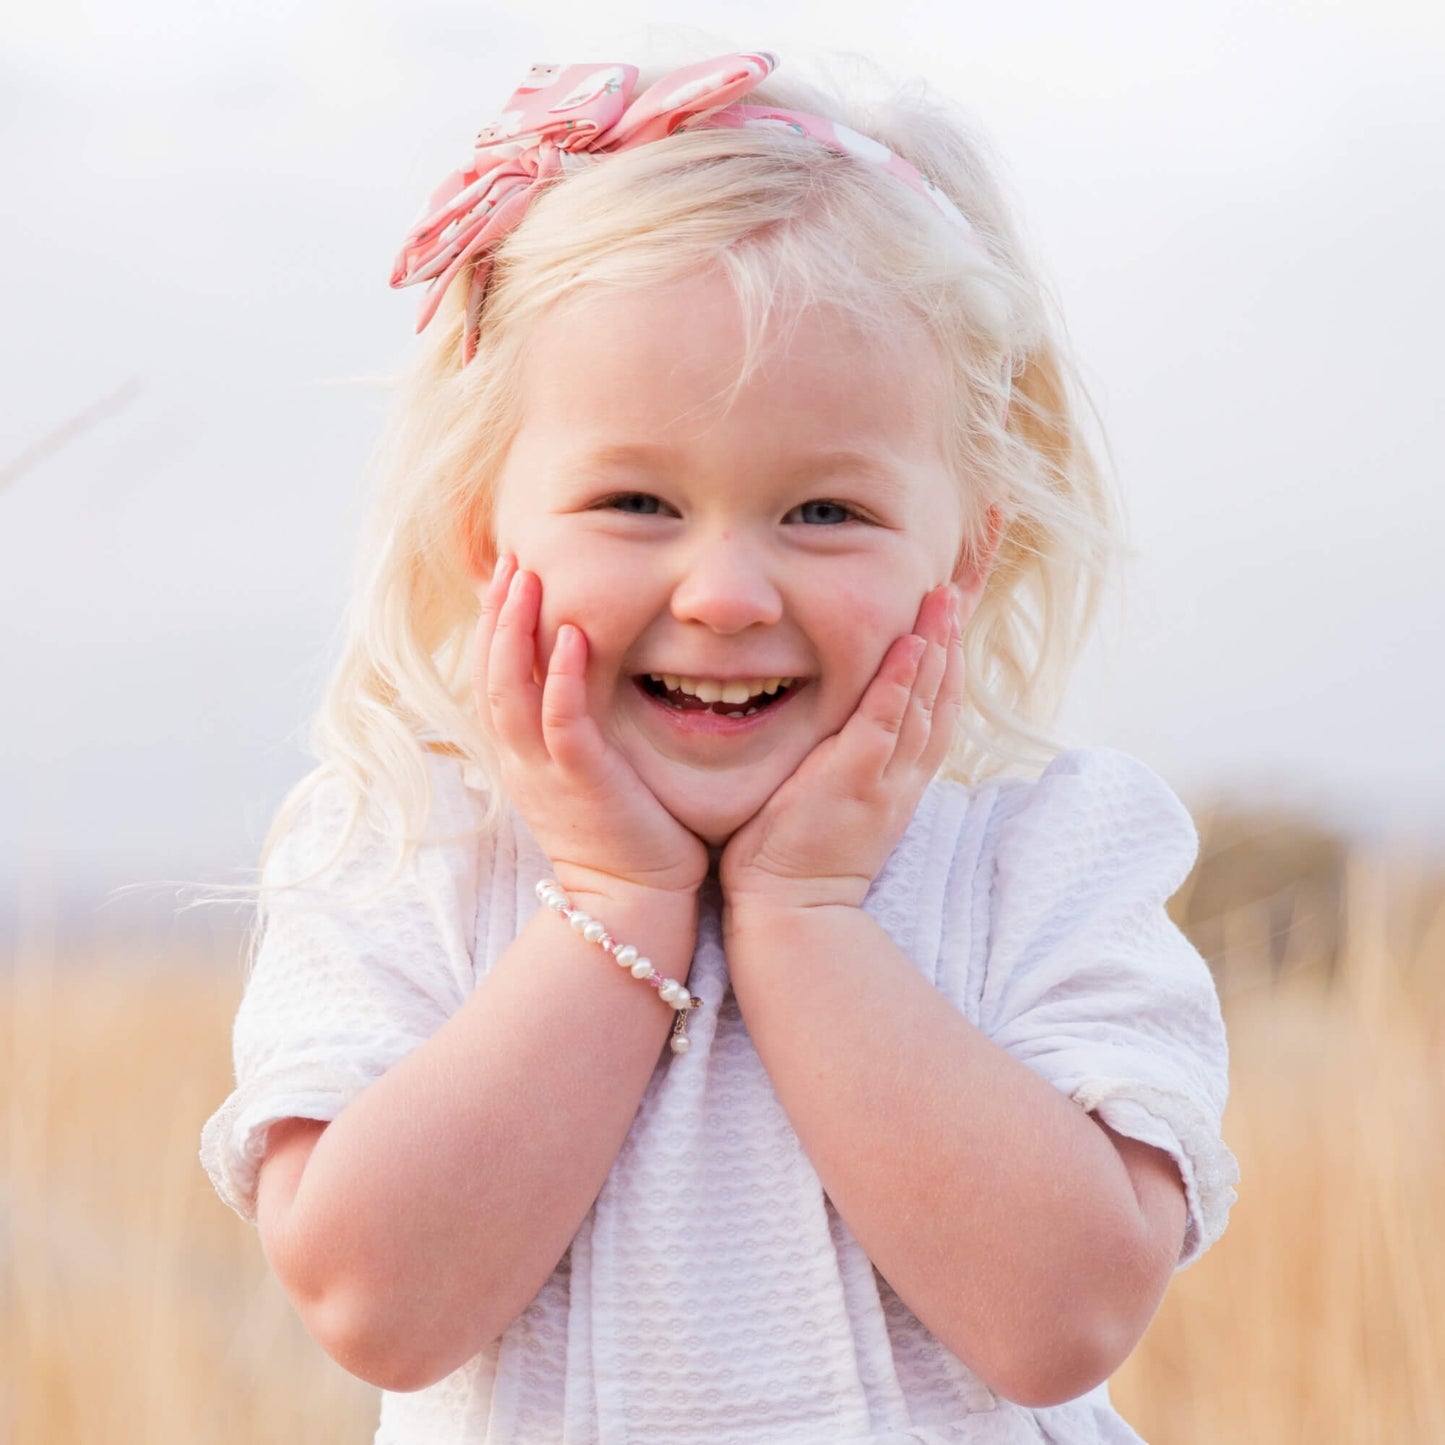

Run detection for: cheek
[[858, 594, 916, 644], [799, 591, 909, 725], [526, 556, 646, 675], [816, 569, 922, 661]]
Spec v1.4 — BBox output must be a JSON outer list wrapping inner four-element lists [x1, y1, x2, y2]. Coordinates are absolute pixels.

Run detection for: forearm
[[724, 902, 1182, 1406], [262, 886, 696, 1389]]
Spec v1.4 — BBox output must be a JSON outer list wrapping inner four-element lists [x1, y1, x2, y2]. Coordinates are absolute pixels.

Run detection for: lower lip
[[633, 680, 804, 736]]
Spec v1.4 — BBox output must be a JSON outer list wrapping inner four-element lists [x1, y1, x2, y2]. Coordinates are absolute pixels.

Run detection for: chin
[[691, 817, 742, 849], [678, 808, 750, 850], [662, 790, 766, 850]]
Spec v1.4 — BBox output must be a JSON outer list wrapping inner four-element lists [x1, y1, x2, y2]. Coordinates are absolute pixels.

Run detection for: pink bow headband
[[390, 51, 993, 363]]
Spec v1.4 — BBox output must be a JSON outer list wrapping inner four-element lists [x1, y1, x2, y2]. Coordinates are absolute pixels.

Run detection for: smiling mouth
[[636, 674, 799, 718]]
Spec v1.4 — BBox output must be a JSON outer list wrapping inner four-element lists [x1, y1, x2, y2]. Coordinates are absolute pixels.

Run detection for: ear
[[952, 504, 1004, 622]]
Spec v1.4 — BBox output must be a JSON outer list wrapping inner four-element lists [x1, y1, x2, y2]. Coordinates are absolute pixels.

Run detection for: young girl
[[202, 49, 1237, 1444]]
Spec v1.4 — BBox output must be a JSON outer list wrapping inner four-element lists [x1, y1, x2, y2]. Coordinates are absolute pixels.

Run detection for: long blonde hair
[[267, 55, 1123, 878]]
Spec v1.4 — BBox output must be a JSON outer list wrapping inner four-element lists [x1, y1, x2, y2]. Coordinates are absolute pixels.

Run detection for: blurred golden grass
[[3, 813, 1443, 1444], [1114, 829, 1445, 1442], [1, 939, 378, 1444]]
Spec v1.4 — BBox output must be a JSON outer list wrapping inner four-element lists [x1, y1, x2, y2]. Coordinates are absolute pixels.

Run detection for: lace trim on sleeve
[[1073, 1076, 1240, 1268], [199, 1061, 383, 1222]]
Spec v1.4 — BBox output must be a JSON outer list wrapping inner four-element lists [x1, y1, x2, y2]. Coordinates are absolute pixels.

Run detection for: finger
[[892, 585, 955, 769], [828, 633, 926, 786], [485, 567, 548, 760], [539, 623, 612, 776], [917, 598, 966, 778], [912, 581, 955, 647], [471, 553, 518, 707]]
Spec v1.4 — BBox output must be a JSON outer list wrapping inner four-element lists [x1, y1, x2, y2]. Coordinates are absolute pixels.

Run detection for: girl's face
[[488, 270, 984, 846]]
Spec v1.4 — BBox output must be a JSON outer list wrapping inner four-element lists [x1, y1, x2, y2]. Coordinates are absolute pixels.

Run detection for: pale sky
[[3, 0, 1443, 923]]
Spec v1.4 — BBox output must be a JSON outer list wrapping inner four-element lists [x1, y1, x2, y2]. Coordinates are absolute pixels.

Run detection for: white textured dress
[[201, 746, 1238, 1444]]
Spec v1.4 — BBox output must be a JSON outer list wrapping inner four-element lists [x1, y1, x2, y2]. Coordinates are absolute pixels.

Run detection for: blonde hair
[[267, 55, 1123, 877]]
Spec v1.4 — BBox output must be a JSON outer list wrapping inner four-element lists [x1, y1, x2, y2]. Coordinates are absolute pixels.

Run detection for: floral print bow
[[390, 51, 986, 360]]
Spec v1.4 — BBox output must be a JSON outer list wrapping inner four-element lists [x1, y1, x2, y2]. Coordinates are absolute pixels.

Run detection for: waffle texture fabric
[[201, 746, 1237, 1444]]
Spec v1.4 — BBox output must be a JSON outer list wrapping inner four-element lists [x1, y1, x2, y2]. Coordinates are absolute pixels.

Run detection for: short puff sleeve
[[199, 757, 484, 1222], [979, 748, 1238, 1267]]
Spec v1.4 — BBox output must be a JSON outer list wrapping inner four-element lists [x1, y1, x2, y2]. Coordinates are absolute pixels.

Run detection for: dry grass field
[[2, 806, 1442, 1444]]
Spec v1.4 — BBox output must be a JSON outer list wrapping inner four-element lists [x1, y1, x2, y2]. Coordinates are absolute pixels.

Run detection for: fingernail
[[507, 567, 524, 599], [487, 554, 514, 594]]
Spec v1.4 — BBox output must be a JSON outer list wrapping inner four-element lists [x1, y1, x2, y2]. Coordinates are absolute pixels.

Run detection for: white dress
[[201, 746, 1238, 1444]]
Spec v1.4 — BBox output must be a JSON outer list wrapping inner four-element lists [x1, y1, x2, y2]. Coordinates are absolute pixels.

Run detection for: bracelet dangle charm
[[535, 879, 702, 1054]]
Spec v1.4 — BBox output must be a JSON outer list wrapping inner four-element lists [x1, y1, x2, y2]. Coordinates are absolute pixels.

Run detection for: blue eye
[[605, 493, 665, 514], [788, 500, 855, 526]]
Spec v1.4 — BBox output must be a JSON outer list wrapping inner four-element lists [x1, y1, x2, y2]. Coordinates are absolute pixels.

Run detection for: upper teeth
[[649, 675, 795, 705]]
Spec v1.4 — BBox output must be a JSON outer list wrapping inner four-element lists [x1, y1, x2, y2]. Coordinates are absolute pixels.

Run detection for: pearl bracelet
[[534, 879, 701, 1055]]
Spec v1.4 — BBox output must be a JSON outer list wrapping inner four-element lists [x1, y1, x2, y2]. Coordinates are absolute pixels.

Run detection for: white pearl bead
[[658, 980, 679, 1003], [630, 957, 653, 979], [583, 920, 606, 944], [670, 989, 692, 1011], [569, 911, 592, 933], [547, 895, 568, 912], [670, 1034, 691, 1054], [615, 945, 638, 968]]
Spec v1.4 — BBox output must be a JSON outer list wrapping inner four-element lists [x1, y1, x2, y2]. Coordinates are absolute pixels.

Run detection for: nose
[[669, 532, 784, 635]]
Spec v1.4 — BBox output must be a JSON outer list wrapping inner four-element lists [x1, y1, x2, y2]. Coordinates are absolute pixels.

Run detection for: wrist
[[551, 867, 700, 917], [534, 878, 702, 1052], [722, 893, 864, 950], [545, 875, 700, 972], [721, 872, 871, 921]]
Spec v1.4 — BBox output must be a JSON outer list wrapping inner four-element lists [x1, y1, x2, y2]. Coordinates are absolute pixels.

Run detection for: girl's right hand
[[473, 555, 709, 908]]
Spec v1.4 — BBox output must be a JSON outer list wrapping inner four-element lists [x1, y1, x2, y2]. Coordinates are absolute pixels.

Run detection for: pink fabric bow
[[390, 52, 987, 361]]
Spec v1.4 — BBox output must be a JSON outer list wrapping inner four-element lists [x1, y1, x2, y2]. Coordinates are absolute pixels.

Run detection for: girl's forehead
[[515, 273, 949, 451]]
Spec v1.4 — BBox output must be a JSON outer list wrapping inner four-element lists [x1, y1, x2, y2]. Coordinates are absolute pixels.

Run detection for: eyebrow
[[556, 444, 910, 492], [554, 443, 677, 479], [785, 450, 910, 492]]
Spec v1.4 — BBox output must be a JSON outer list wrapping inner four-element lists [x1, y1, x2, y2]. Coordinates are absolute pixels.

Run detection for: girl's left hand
[[720, 584, 962, 914]]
